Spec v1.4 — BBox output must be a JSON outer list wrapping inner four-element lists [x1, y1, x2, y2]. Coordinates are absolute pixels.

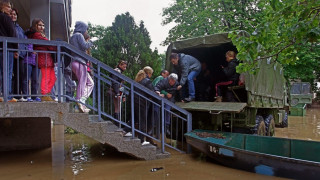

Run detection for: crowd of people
[[0, 1, 241, 138], [0, 1, 95, 113]]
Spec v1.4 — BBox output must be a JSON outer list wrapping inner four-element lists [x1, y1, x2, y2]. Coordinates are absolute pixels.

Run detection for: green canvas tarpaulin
[[166, 31, 287, 107]]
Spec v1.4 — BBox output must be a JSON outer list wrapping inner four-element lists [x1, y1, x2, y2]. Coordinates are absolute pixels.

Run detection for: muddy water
[[1, 108, 320, 180]]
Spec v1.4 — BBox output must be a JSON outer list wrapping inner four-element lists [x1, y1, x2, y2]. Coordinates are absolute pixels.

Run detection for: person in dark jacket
[[111, 60, 127, 120], [154, 73, 179, 136], [0, 0, 18, 102], [11, 7, 28, 101], [170, 53, 201, 102], [134, 66, 154, 145], [215, 51, 240, 102]]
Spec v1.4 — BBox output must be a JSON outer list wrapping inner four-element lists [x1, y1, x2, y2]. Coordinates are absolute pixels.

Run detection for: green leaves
[[161, 0, 263, 45]]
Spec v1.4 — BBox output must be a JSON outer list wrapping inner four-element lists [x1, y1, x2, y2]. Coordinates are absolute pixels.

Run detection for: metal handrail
[[0, 36, 192, 153]]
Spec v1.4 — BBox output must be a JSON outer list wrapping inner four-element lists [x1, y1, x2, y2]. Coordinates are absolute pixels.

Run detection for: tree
[[161, 0, 263, 45], [88, 12, 162, 79], [229, 0, 319, 73], [162, 0, 320, 89]]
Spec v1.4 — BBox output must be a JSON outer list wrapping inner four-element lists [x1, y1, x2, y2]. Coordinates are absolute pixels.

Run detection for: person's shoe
[[77, 102, 90, 113], [8, 98, 18, 102], [26, 97, 34, 102], [141, 141, 150, 145], [34, 97, 41, 102], [124, 132, 132, 137], [184, 97, 195, 102], [0, 97, 3, 102], [18, 97, 27, 102], [41, 96, 54, 102], [214, 96, 222, 102], [54, 97, 58, 102]]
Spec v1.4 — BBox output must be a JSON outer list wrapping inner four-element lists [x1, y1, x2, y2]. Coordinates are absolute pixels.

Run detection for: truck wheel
[[265, 115, 275, 136], [280, 112, 288, 128], [255, 115, 266, 136]]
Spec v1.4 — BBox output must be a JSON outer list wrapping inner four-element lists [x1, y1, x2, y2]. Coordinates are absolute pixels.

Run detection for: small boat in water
[[185, 129, 320, 179]]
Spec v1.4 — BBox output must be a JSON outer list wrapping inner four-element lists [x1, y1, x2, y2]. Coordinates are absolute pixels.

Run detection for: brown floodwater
[[1, 108, 320, 180]]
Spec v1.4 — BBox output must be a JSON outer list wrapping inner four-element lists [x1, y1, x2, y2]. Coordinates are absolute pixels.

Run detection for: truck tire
[[265, 114, 275, 136], [280, 111, 288, 128], [255, 115, 266, 136]]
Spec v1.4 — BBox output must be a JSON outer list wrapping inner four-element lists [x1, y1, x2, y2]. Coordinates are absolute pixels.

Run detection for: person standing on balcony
[[10, 7, 28, 102], [27, 18, 57, 101], [170, 53, 201, 103], [0, 0, 18, 102], [70, 21, 94, 113]]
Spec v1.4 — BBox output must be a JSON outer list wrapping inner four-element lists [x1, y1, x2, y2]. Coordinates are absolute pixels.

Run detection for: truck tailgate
[[175, 102, 247, 113]]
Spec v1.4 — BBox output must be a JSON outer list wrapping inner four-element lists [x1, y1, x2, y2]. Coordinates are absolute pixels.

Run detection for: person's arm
[[33, 32, 57, 51], [76, 34, 93, 51], [179, 61, 189, 86], [223, 61, 237, 78], [146, 79, 154, 91]]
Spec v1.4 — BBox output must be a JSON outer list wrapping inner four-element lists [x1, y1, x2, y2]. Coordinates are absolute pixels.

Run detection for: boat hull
[[185, 131, 320, 179]]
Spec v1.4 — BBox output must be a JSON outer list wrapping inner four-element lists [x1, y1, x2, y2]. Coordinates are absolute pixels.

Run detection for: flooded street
[[1, 108, 320, 180]]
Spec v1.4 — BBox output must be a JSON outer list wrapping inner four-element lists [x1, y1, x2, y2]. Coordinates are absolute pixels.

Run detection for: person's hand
[[167, 93, 172, 99], [160, 94, 165, 98], [14, 52, 19, 59], [155, 91, 160, 95], [220, 65, 224, 69], [177, 85, 182, 90]]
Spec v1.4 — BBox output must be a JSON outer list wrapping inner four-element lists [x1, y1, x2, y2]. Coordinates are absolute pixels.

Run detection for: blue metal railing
[[0, 36, 192, 153]]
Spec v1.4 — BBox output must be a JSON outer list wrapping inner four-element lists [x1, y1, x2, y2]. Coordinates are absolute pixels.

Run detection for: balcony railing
[[0, 36, 192, 153]]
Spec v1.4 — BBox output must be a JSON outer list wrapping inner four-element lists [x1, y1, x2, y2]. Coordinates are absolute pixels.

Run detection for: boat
[[185, 129, 320, 179]]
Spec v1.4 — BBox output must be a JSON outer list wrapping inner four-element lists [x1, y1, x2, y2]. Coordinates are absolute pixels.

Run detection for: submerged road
[[1, 108, 320, 179]]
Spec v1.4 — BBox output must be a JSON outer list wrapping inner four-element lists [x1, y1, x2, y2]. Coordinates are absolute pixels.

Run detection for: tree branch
[[254, 40, 296, 62]]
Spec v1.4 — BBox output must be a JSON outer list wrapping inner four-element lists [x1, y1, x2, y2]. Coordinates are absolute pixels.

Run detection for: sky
[[72, 0, 175, 54]]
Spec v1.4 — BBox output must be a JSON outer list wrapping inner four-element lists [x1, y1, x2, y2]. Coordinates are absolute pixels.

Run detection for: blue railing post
[[161, 99, 165, 153], [57, 45, 61, 102], [97, 64, 101, 121], [187, 113, 192, 153], [2, 40, 8, 102], [131, 83, 135, 138]]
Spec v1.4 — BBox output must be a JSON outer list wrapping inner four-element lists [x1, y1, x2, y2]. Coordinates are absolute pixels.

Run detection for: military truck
[[289, 82, 313, 116], [166, 32, 289, 136]]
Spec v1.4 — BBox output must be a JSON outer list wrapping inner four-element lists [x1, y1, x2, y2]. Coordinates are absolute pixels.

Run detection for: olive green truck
[[166, 32, 307, 136]]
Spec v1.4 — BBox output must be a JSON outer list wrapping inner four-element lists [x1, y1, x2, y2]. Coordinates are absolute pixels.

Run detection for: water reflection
[[2, 108, 320, 179]]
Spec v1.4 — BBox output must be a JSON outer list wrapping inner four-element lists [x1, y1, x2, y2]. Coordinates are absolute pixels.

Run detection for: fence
[[0, 36, 192, 153]]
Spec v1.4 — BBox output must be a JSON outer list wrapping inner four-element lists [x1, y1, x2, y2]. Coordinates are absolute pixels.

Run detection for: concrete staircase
[[0, 102, 170, 160]]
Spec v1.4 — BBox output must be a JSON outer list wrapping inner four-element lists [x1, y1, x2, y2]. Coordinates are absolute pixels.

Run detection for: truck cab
[[289, 82, 313, 116]]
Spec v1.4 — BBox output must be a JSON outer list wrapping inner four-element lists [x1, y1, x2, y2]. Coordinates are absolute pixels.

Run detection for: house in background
[[11, 0, 72, 41]]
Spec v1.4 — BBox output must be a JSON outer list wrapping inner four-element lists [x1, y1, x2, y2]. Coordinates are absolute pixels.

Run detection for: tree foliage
[[88, 12, 162, 79], [162, 0, 320, 88], [229, 0, 320, 71], [161, 0, 263, 45]]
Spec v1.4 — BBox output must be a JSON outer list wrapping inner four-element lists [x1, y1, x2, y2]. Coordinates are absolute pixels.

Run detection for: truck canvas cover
[[167, 31, 287, 109]]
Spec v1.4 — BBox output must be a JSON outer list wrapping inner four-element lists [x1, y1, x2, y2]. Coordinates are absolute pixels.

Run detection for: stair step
[[155, 149, 170, 159]]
